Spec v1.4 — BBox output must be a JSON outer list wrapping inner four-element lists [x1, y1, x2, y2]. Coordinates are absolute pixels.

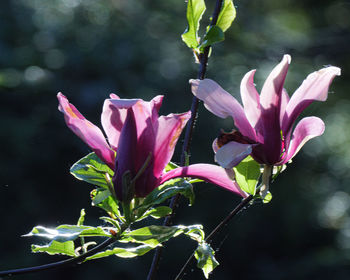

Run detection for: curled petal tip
[[282, 54, 292, 64]]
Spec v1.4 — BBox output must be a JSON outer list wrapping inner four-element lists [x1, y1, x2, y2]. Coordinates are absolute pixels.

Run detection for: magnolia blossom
[[190, 55, 341, 168], [58, 93, 247, 201]]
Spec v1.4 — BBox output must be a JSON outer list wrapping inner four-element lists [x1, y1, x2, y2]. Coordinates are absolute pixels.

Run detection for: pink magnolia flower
[[190, 55, 341, 168], [58, 93, 247, 201]]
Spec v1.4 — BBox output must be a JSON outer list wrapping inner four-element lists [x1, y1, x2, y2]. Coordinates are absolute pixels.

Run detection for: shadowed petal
[[259, 55, 291, 164], [160, 164, 247, 197], [215, 141, 253, 169], [153, 112, 191, 178], [279, 88, 290, 126], [114, 108, 138, 201], [57, 93, 115, 169], [280, 116, 325, 164], [190, 79, 256, 140], [282, 66, 341, 135]]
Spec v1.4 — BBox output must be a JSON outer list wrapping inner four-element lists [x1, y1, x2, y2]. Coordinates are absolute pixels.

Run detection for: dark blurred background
[[1, 0, 349, 279]]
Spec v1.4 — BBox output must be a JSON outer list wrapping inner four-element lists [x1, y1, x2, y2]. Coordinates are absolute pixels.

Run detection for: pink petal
[[215, 141, 253, 169], [240, 70, 261, 132], [282, 66, 341, 136], [190, 79, 256, 141], [57, 93, 115, 169], [259, 55, 291, 164], [153, 111, 191, 178], [279, 116, 325, 164], [279, 88, 290, 126], [160, 164, 248, 197]]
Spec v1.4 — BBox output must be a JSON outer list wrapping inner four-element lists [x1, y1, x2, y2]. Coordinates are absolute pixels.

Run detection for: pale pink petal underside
[[280, 116, 325, 164], [190, 79, 256, 140], [215, 141, 253, 169]]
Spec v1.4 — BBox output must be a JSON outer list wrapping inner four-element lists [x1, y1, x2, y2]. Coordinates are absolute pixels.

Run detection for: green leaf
[[195, 242, 219, 279], [136, 206, 172, 222], [100, 216, 120, 230], [164, 161, 179, 172], [24, 225, 111, 242], [91, 188, 122, 219], [70, 152, 114, 189], [32, 240, 76, 257], [181, 0, 206, 49], [85, 244, 154, 261], [199, 25, 225, 50], [134, 178, 195, 216], [121, 225, 203, 248], [233, 156, 261, 195], [216, 0, 236, 32]]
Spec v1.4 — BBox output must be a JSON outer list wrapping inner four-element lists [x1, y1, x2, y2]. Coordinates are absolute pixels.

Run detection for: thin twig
[[0, 237, 115, 277], [174, 195, 254, 280], [146, 1, 224, 279]]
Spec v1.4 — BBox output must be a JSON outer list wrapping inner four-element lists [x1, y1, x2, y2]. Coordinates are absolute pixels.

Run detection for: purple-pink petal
[[160, 164, 248, 197], [279, 116, 325, 164], [240, 70, 261, 136], [190, 79, 256, 141], [215, 141, 254, 169], [57, 93, 115, 169], [153, 112, 191, 178], [282, 66, 341, 136]]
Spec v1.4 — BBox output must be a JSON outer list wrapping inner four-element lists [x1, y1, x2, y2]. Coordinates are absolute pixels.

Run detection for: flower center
[[217, 129, 256, 148]]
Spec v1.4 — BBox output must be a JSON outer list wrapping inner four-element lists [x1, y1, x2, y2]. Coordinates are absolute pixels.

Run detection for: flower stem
[[146, 1, 225, 279], [174, 195, 254, 280]]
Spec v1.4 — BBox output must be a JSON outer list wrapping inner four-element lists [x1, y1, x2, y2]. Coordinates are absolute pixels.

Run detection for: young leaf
[[70, 152, 114, 189], [199, 25, 225, 50], [233, 156, 261, 195], [77, 208, 85, 226], [91, 188, 122, 220], [24, 225, 111, 242], [181, 0, 206, 49], [85, 244, 154, 261], [195, 242, 219, 279], [135, 206, 172, 222], [216, 0, 236, 32], [32, 240, 76, 257], [134, 178, 195, 216]]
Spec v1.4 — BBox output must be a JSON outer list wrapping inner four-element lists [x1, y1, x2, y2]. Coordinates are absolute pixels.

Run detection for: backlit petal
[[282, 66, 341, 135], [57, 93, 115, 169], [160, 164, 247, 197], [190, 79, 256, 140], [215, 141, 253, 169]]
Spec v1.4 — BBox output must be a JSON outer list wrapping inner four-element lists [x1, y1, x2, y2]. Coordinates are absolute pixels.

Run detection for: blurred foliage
[[0, 0, 349, 279]]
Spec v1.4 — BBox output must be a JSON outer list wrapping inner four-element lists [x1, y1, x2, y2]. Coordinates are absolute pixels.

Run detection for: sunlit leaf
[[91, 188, 122, 220], [181, 0, 206, 49], [233, 156, 261, 195], [216, 0, 236, 32], [263, 191, 272, 203], [199, 25, 225, 50], [70, 152, 114, 189], [135, 206, 172, 221], [134, 178, 195, 216], [31, 240, 76, 257], [121, 225, 203, 248], [85, 244, 154, 261], [77, 208, 85, 226], [24, 225, 111, 242], [195, 242, 219, 279]]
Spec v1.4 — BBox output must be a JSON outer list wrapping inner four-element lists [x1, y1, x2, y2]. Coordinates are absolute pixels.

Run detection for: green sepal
[[31, 240, 76, 257], [199, 25, 225, 50], [233, 156, 261, 195], [24, 225, 112, 242], [181, 0, 206, 49], [70, 152, 114, 189], [120, 225, 204, 248], [133, 178, 195, 217], [195, 242, 219, 279], [85, 244, 154, 261], [216, 0, 236, 32]]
